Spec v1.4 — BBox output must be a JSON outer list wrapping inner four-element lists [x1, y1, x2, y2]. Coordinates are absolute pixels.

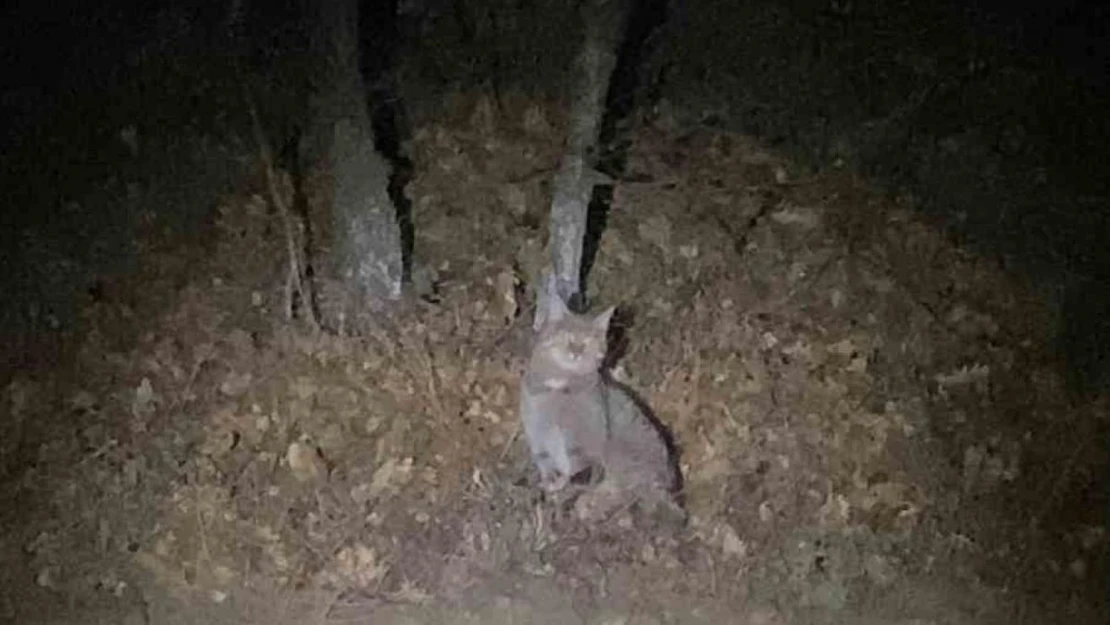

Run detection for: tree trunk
[[315, 0, 404, 309], [537, 0, 628, 328]]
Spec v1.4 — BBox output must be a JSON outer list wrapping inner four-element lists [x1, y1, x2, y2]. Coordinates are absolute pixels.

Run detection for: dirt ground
[[1, 96, 1106, 625]]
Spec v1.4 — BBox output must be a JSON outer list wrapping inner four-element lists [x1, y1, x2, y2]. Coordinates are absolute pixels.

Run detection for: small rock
[[758, 501, 774, 523], [287, 441, 327, 482], [131, 378, 156, 417], [721, 524, 747, 558], [35, 567, 56, 589]]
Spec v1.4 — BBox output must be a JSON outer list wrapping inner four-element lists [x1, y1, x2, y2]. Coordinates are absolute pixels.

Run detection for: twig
[[499, 424, 521, 461], [240, 82, 320, 333], [418, 335, 448, 423]]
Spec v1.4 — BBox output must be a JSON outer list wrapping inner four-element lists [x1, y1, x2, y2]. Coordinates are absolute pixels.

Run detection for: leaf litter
[[0, 95, 1106, 624]]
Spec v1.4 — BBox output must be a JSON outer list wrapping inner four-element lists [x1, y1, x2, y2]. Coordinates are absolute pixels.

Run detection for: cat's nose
[[568, 342, 583, 357]]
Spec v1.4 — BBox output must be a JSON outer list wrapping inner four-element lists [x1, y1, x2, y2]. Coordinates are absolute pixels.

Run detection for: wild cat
[[519, 293, 680, 520]]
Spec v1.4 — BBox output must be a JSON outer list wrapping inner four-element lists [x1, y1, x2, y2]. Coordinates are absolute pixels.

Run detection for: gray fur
[[519, 297, 678, 517]]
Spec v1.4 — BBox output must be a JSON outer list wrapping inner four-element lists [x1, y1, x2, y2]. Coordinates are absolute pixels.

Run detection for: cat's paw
[[539, 471, 569, 493]]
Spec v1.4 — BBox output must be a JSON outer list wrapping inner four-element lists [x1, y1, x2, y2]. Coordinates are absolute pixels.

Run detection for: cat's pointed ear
[[593, 306, 615, 331]]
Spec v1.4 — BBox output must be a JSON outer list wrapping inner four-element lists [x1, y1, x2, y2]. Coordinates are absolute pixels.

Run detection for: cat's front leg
[[538, 466, 570, 492], [527, 424, 573, 492]]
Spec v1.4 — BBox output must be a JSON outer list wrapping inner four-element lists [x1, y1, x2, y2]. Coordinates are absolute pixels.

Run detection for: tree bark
[[537, 0, 627, 328], [316, 0, 404, 308]]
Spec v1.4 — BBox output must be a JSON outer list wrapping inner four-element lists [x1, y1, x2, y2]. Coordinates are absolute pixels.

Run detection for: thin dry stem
[[242, 83, 320, 332]]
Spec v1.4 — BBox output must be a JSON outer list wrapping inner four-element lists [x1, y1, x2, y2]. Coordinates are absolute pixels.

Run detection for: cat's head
[[535, 295, 614, 375]]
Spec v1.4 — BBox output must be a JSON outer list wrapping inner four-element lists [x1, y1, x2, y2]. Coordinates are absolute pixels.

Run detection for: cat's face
[[536, 300, 614, 375], [538, 323, 606, 373]]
